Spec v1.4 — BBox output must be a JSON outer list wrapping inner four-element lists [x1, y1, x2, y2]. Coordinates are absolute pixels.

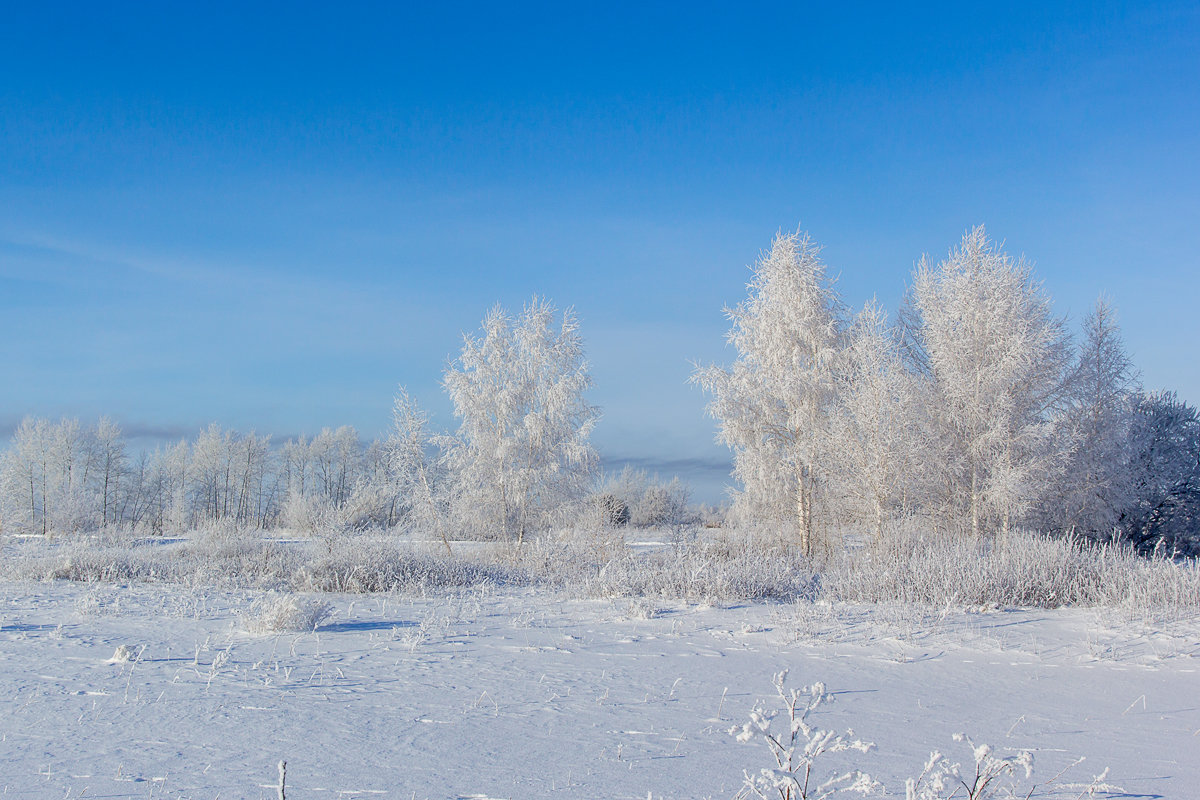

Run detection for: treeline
[[2, 226, 1198, 556], [0, 416, 704, 540], [0, 421, 397, 536], [0, 298, 700, 541]]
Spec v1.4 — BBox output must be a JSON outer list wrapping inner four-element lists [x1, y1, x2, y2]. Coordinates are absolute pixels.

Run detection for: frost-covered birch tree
[[829, 300, 927, 543], [389, 387, 452, 553], [911, 227, 1071, 538], [92, 417, 127, 528], [1050, 299, 1139, 536], [444, 297, 599, 543], [693, 231, 842, 555], [0, 417, 52, 536]]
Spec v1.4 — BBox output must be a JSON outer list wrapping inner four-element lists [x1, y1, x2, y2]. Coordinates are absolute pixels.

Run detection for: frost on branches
[[388, 387, 453, 554], [905, 734, 1032, 800], [829, 301, 928, 545], [730, 670, 878, 800], [909, 227, 1072, 538], [693, 232, 843, 555], [443, 297, 599, 544], [1045, 299, 1139, 538]]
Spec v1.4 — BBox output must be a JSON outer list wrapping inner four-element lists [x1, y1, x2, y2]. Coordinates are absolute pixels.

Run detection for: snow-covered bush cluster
[[4, 525, 1196, 616], [821, 521, 1200, 611], [241, 592, 333, 634]]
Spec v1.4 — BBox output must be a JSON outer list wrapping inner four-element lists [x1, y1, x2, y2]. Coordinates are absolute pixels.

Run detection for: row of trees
[[695, 227, 1200, 554], [0, 418, 400, 537], [2, 227, 1196, 554], [0, 298, 610, 544]]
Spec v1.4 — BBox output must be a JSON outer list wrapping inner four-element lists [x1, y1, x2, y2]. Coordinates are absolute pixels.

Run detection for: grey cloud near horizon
[[0, 416, 305, 445], [598, 454, 732, 480]]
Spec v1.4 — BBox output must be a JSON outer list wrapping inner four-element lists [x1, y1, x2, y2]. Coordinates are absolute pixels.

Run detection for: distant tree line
[[0, 419, 392, 536], [0, 298, 609, 546]]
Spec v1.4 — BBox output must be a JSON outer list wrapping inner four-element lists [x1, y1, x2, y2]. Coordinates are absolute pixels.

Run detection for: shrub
[[242, 592, 333, 634]]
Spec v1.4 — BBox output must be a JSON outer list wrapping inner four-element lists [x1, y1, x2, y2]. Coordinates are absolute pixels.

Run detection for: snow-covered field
[[2, 580, 1197, 799]]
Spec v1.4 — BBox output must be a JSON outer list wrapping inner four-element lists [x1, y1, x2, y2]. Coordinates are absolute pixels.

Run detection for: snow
[[1, 581, 1197, 799]]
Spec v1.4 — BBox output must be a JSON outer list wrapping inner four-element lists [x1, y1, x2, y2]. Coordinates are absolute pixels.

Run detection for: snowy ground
[[1, 581, 1197, 799]]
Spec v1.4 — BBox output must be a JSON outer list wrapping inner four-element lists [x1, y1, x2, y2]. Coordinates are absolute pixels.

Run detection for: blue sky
[[2, 2, 1197, 501]]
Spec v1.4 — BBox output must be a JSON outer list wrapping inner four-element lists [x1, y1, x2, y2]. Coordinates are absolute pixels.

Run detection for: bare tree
[[92, 417, 127, 528]]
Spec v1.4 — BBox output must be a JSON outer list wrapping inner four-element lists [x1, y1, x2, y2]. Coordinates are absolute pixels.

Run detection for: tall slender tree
[[389, 387, 452, 553], [911, 227, 1072, 537], [829, 300, 927, 543], [693, 231, 843, 555], [1050, 299, 1139, 536]]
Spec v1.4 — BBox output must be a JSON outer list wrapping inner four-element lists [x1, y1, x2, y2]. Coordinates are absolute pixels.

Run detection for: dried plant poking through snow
[[905, 734, 1032, 800], [242, 592, 333, 634], [731, 670, 879, 799]]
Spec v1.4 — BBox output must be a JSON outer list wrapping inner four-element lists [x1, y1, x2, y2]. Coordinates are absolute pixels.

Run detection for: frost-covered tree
[[279, 435, 313, 499], [308, 426, 361, 510], [188, 424, 275, 527], [232, 431, 274, 527], [92, 417, 127, 528], [1121, 390, 1200, 554], [694, 231, 842, 555], [47, 418, 100, 534], [911, 227, 1071, 537], [389, 387, 452, 553], [350, 438, 403, 529], [444, 297, 599, 543], [1049, 299, 1139, 536], [0, 417, 52, 536], [829, 301, 927, 543], [0, 417, 126, 535]]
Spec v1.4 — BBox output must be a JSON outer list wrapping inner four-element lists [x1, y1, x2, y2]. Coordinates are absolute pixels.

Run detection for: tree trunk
[[796, 471, 811, 557], [970, 464, 980, 540]]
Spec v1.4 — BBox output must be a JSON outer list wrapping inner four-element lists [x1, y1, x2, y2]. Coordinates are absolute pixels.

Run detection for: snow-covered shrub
[[906, 735, 1032, 800], [632, 478, 695, 528], [723, 672, 1109, 800], [624, 596, 662, 619], [593, 467, 699, 529], [821, 528, 1200, 611], [698, 503, 728, 528], [279, 491, 349, 550], [242, 592, 333, 634], [292, 541, 522, 594], [191, 520, 251, 550], [730, 670, 878, 800], [593, 493, 631, 527], [44, 543, 164, 583], [560, 532, 816, 603]]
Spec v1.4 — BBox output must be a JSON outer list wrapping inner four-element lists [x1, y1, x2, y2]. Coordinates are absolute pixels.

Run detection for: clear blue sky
[[2, 2, 1197, 502]]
